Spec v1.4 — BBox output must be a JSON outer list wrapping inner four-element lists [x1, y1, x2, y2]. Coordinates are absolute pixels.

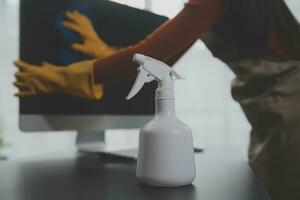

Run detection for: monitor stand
[[76, 131, 139, 159]]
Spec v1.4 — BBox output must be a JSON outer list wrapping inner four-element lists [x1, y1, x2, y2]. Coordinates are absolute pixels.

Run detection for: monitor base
[[76, 131, 139, 159], [76, 131, 205, 160]]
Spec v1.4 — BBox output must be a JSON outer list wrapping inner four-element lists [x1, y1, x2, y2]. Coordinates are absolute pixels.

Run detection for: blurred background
[[0, 0, 299, 160]]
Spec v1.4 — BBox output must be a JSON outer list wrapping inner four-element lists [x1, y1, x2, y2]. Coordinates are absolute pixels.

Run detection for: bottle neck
[[155, 99, 176, 117]]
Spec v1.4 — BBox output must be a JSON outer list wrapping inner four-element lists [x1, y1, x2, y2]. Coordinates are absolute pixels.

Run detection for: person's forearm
[[165, 41, 196, 66], [93, 0, 225, 84], [109, 43, 194, 67]]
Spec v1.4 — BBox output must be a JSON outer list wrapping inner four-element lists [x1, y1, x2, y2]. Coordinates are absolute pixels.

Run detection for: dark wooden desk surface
[[0, 147, 270, 200]]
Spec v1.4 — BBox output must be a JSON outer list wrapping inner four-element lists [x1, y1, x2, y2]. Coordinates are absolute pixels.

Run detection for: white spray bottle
[[126, 54, 196, 187]]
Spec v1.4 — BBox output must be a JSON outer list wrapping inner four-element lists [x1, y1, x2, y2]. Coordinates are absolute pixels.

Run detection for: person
[[14, 0, 299, 199]]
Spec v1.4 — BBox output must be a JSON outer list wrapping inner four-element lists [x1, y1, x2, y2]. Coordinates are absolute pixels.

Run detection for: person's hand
[[14, 60, 103, 100], [63, 11, 120, 58]]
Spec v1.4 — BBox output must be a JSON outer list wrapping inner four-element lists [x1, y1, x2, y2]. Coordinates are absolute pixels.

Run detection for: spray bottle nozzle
[[126, 54, 184, 100], [133, 54, 146, 65]]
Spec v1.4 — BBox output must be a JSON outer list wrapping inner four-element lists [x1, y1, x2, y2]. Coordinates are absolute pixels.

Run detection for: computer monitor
[[19, 0, 168, 153]]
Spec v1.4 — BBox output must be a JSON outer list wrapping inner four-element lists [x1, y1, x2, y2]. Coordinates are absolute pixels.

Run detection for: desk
[[0, 147, 270, 200]]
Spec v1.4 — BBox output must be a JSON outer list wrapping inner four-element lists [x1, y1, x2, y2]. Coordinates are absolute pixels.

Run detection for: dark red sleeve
[[94, 0, 225, 83]]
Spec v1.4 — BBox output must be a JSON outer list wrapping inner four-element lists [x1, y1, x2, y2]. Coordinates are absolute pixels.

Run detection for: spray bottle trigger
[[126, 67, 155, 100]]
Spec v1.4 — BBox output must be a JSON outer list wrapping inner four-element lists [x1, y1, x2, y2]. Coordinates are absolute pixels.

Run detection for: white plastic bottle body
[[136, 100, 196, 187]]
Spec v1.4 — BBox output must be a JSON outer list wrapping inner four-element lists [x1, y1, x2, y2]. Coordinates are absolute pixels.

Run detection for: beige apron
[[202, 31, 300, 200]]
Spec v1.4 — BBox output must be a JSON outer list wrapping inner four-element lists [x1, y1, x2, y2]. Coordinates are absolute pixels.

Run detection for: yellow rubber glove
[[14, 60, 103, 100], [63, 11, 120, 58]]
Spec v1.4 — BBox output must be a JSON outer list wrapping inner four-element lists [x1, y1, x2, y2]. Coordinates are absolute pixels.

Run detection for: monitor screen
[[19, 0, 168, 115]]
